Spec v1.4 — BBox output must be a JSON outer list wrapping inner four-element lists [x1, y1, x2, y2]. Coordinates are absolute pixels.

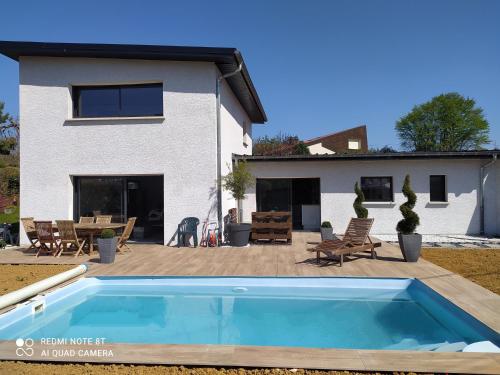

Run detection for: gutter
[[479, 154, 497, 235], [216, 62, 243, 232]]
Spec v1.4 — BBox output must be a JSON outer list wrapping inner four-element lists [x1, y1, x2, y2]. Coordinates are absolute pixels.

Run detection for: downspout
[[216, 62, 243, 232], [479, 154, 497, 235]]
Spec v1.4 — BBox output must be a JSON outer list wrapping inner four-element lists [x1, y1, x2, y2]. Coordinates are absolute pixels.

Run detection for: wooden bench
[[251, 211, 292, 244]]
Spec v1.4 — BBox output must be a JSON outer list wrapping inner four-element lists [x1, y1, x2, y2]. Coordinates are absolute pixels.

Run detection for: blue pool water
[[0, 277, 498, 350]]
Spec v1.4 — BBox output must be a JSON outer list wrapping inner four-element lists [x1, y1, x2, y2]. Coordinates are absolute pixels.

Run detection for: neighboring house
[[237, 151, 500, 236], [0, 41, 266, 245], [305, 125, 368, 154]]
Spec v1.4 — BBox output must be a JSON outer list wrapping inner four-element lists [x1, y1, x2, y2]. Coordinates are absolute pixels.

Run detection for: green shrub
[[353, 182, 368, 218], [321, 221, 332, 228], [396, 175, 420, 234], [100, 229, 116, 239]]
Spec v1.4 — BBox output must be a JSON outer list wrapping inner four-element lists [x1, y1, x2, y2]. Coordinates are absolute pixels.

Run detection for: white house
[[0, 41, 498, 244], [238, 152, 500, 236], [0, 41, 266, 244]]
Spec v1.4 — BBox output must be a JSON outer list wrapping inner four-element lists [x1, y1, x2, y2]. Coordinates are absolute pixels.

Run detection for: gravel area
[[377, 234, 500, 248]]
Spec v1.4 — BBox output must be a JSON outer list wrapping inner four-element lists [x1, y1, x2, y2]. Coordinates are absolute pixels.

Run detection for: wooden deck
[[1, 232, 499, 374]]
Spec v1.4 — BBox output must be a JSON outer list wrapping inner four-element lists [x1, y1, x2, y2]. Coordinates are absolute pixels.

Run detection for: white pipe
[[0, 264, 87, 310], [216, 62, 243, 232]]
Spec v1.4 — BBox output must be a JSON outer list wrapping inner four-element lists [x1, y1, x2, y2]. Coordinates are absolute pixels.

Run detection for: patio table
[[52, 223, 126, 255]]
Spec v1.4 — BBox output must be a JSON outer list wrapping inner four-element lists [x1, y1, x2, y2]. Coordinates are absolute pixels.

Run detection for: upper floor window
[[72, 83, 163, 118], [361, 176, 393, 202], [430, 175, 447, 202], [348, 139, 361, 150]]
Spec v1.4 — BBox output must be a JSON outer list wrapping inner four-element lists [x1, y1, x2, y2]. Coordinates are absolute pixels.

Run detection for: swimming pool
[[0, 277, 498, 351]]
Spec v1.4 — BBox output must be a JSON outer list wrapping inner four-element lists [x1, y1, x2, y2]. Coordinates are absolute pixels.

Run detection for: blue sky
[[0, 0, 499, 149]]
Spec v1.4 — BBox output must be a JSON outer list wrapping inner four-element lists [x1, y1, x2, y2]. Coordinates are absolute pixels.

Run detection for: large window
[[430, 175, 447, 202], [73, 83, 163, 118], [360, 177, 393, 202]]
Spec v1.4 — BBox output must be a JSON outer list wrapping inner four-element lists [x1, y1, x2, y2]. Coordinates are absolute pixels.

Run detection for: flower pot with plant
[[396, 175, 422, 262], [320, 221, 334, 240], [222, 161, 254, 246], [97, 229, 117, 264]]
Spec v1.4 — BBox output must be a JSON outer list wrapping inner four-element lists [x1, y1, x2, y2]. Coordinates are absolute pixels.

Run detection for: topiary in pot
[[353, 182, 368, 218], [97, 228, 117, 264], [320, 221, 334, 240], [396, 175, 422, 262]]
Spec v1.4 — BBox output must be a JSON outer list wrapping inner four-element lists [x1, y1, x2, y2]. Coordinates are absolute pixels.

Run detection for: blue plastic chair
[[177, 217, 200, 247]]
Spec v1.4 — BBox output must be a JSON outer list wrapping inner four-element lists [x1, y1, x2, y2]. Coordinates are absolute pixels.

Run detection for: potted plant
[[97, 228, 117, 264], [222, 161, 254, 246], [397, 175, 422, 262], [320, 221, 334, 240], [353, 181, 368, 218]]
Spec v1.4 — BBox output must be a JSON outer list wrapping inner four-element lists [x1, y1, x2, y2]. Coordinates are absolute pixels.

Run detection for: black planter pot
[[320, 227, 334, 241], [398, 233, 422, 262], [227, 223, 251, 247]]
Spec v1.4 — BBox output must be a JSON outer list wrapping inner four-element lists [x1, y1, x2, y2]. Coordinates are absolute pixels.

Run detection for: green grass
[[0, 205, 19, 224]]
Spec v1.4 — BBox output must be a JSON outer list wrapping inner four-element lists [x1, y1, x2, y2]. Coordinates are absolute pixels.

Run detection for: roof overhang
[[0, 40, 267, 123], [234, 150, 500, 162]]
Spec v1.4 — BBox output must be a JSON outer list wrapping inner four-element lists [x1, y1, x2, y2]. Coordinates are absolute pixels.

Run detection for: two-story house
[[0, 41, 266, 244]]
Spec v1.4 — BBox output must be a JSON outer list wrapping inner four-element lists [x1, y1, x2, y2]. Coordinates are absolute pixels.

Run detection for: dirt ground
[[0, 264, 74, 295], [421, 248, 500, 294], [0, 362, 422, 375]]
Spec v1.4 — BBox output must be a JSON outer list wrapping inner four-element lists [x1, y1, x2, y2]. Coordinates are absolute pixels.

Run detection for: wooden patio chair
[[55, 220, 86, 257], [95, 215, 113, 224], [116, 217, 137, 253], [307, 218, 381, 266], [34, 221, 60, 257], [21, 217, 40, 251], [79, 216, 94, 224]]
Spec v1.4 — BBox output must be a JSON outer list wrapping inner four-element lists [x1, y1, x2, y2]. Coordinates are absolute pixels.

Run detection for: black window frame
[[429, 175, 447, 202], [72, 83, 163, 118], [360, 176, 394, 202]]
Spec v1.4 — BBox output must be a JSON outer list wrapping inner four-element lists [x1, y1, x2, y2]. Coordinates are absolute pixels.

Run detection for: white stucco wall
[[241, 159, 492, 235], [19, 56, 220, 244], [308, 142, 335, 155], [219, 77, 252, 219]]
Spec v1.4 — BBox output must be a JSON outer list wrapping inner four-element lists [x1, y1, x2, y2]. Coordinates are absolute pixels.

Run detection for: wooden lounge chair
[[55, 220, 86, 257], [308, 218, 381, 266], [116, 217, 136, 253], [34, 221, 60, 257], [79, 216, 94, 224], [95, 215, 112, 224], [21, 217, 40, 251]]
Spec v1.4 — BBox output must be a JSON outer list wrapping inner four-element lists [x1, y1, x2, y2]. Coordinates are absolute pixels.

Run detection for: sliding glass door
[[75, 177, 126, 222]]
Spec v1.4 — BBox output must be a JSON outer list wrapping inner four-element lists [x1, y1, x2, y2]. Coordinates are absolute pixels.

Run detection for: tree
[[0, 102, 19, 139], [396, 93, 489, 151], [253, 133, 310, 156], [353, 182, 368, 218], [369, 145, 398, 153], [396, 175, 420, 234], [221, 161, 254, 223]]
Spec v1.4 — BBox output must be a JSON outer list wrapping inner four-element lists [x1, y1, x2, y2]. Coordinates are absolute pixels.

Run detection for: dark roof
[[235, 150, 500, 162], [0, 40, 266, 123]]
